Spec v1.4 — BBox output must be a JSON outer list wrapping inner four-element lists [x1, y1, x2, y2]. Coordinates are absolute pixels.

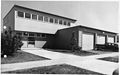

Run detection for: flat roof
[[79, 25, 118, 34], [14, 5, 77, 22]]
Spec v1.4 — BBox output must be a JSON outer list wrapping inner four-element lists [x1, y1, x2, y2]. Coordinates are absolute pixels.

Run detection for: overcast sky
[[1, 1, 119, 33]]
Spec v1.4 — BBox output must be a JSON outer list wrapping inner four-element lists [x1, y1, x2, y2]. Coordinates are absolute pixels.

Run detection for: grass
[[1, 50, 50, 64], [47, 49, 98, 56], [98, 56, 119, 63], [3, 64, 104, 74]]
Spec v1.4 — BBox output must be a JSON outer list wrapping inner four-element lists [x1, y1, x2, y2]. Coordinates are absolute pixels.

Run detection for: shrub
[[1, 30, 23, 57]]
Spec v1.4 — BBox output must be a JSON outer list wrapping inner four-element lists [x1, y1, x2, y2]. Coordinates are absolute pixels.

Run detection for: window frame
[[25, 13, 31, 19], [29, 33, 35, 37], [38, 15, 43, 21], [64, 21, 67, 25], [55, 19, 58, 24], [44, 16, 49, 22], [49, 18, 54, 23], [67, 22, 71, 26], [17, 11, 24, 17], [59, 20, 62, 25], [32, 14, 37, 20]]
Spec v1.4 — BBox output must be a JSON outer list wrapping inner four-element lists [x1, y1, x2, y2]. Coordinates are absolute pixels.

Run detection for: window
[[55, 19, 58, 24], [59, 20, 62, 25], [49, 18, 54, 23], [29, 33, 34, 36], [38, 15, 43, 21], [68, 22, 71, 26], [24, 32, 28, 36], [37, 33, 41, 37], [64, 21, 67, 25], [25, 13, 31, 19], [44, 17, 48, 22], [18, 11, 24, 17], [16, 32, 22, 36], [41, 34, 46, 38], [32, 14, 37, 20]]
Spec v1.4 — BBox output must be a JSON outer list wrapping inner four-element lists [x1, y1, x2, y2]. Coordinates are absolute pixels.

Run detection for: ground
[[1, 48, 119, 74]]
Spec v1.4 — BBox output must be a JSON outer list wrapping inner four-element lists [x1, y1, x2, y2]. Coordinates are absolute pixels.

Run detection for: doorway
[[28, 37, 35, 48]]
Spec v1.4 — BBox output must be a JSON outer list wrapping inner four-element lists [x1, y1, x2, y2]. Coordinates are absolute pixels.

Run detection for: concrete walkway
[[1, 48, 119, 75]]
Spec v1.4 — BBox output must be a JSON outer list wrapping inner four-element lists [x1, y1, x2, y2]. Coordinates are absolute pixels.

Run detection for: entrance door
[[82, 33, 94, 50], [28, 37, 35, 48]]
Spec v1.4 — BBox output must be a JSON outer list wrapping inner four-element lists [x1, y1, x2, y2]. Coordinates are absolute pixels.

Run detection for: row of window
[[16, 32, 46, 38], [17, 11, 71, 26]]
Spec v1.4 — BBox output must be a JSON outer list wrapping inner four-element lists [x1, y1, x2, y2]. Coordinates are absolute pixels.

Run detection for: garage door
[[97, 35, 105, 44], [82, 33, 94, 50], [108, 36, 114, 43]]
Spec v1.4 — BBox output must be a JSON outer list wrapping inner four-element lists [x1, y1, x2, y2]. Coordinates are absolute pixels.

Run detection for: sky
[[1, 1, 119, 33]]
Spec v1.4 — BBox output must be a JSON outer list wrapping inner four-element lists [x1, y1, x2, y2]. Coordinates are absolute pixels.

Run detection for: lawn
[[1, 50, 50, 64], [3, 64, 104, 74], [47, 49, 98, 56], [98, 56, 119, 63]]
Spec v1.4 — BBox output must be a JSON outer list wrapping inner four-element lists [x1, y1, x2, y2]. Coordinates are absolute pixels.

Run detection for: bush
[[1, 30, 23, 57]]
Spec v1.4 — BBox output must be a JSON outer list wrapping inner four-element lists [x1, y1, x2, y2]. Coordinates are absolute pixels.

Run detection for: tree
[[70, 31, 80, 52], [1, 27, 23, 57]]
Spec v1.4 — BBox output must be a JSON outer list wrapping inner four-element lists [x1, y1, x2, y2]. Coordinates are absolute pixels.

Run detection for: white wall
[[35, 41, 46, 48], [21, 41, 27, 48], [15, 11, 70, 34]]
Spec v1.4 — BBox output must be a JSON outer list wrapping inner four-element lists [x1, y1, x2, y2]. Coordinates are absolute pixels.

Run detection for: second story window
[[32, 14, 37, 20], [44, 17, 48, 22], [25, 13, 31, 19], [49, 18, 54, 23], [37, 33, 41, 37], [55, 19, 58, 24], [38, 15, 43, 21], [68, 22, 71, 26], [59, 20, 62, 25], [18, 11, 24, 17], [64, 21, 67, 25], [29, 33, 34, 36], [41, 34, 46, 38], [24, 32, 28, 36]]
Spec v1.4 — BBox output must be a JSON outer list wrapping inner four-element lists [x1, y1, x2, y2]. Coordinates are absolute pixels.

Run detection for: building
[[3, 5, 118, 51], [3, 5, 76, 49], [54, 25, 118, 50]]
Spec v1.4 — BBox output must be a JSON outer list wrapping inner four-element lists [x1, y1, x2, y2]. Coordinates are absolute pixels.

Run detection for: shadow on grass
[[1, 50, 50, 64], [98, 56, 119, 63], [3, 64, 104, 74], [46, 49, 98, 56]]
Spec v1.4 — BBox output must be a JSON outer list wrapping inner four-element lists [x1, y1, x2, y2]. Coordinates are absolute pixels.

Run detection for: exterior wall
[[15, 11, 69, 34], [54, 26, 117, 50], [54, 27, 78, 50], [3, 8, 15, 32], [16, 31, 55, 49]]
